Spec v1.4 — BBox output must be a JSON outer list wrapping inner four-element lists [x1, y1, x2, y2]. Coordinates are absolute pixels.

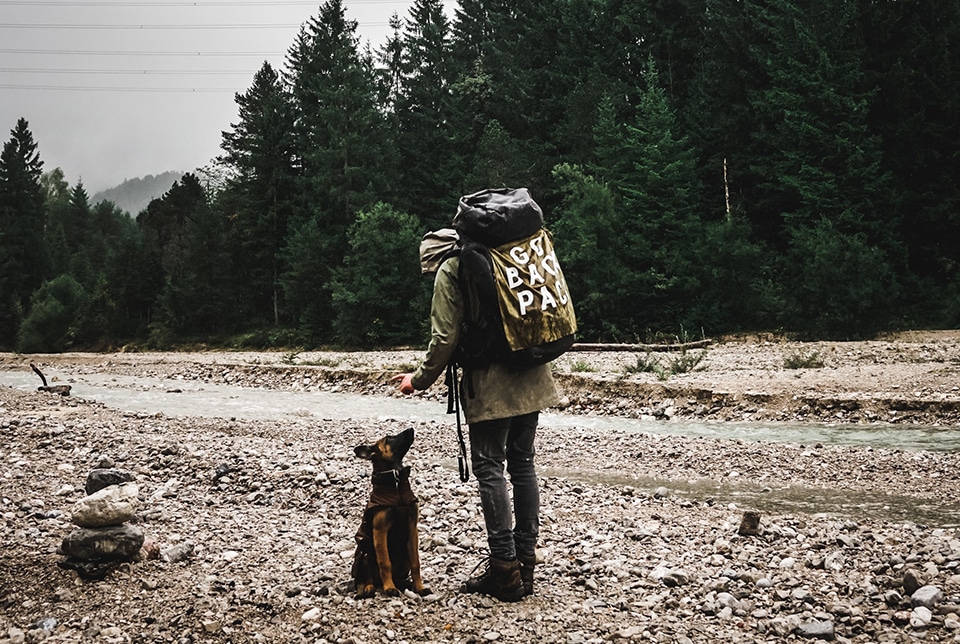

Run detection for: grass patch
[[624, 348, 707, 381], [302, 356, 343, 368], [666, 349, 706, 375], [783, 349, 825, 369], [625, 353, 661, 375], [569, 359, 597, 372]]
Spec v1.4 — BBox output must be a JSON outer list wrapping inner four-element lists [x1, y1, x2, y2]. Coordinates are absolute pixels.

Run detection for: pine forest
[[1, 0, 958, 352]]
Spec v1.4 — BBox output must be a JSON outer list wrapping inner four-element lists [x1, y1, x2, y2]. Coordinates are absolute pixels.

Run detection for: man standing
[[394, 228, 560, 602]]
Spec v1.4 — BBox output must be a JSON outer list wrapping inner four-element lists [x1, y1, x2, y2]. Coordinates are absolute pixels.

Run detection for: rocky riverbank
[[2, 333, 960, 643], [5, 330, 960, 426]]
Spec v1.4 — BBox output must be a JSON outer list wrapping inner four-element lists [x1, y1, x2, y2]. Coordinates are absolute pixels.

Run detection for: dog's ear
[[354, 444, 376, 460]]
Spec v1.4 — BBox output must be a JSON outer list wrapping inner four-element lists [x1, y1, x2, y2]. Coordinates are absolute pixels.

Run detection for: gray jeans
[[468, 411, 540, 560]]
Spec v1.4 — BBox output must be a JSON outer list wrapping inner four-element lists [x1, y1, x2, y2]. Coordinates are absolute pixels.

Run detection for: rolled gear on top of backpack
[[454, 188, 543, 247]]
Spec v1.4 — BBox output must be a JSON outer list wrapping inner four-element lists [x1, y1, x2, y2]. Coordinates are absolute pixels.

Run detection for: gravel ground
[[2, 332, 960, 643]]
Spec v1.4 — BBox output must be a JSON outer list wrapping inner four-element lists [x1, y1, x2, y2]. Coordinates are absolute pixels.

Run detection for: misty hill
[[92, 171, 185, 216]]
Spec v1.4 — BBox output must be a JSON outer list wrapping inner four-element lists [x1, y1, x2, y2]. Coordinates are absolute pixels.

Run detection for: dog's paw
[[382, 586, 400, 597], [416, 586, 432, 597], [355, 584, 376, 599]]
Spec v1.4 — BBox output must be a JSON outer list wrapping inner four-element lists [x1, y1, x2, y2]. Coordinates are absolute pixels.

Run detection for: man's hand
[[392, 373, 415, 395]]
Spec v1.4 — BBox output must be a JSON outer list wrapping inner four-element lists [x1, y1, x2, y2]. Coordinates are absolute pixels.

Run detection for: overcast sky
[[0, 0, 449, 193]]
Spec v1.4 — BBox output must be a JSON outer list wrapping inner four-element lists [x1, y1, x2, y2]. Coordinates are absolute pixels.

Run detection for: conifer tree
[[41, 168, 72, 279], [550, 163, 623, 340], [551, 0, 619, 166], [0, 118, 47, 346], [83, 200, 146, 343], [683, 0, 759, 225], [590, 60, 704, 334], [139, 174, 233, 341], [457, 2, 578, 191], [286, 0, 395, 225], [449, 0, 546, 190], [65, 183, 95, 287], [102, 210, 156, 341], [283, 0, 396, 337], [860, 0, 960, 321], [745, 0, 901, 334], [392, 0, 461, 228], [219, 61, 297, 326], [376, 14, 404, 111], [464, 120, 534, 191], [277, 217, 328, 340]]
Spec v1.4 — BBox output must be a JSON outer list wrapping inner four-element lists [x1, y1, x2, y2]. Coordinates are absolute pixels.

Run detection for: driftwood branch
[[30, 363, 71, 396], [30, 363, 48, 386], [570, 339, 712, 353]]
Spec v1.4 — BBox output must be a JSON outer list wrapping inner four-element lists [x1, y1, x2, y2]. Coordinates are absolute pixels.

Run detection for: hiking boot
[[462, 556, 526, 602], [518, 552, 537, 596]]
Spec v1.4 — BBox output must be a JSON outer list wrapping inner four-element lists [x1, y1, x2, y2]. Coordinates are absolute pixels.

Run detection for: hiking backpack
[[451, 187, 577, 371]]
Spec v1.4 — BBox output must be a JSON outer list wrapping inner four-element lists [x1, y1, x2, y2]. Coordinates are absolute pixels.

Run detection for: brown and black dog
[[351, 427, 430, 599]]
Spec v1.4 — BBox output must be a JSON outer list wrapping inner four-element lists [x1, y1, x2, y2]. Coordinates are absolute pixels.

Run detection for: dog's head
[[354, 427, 414, 473]]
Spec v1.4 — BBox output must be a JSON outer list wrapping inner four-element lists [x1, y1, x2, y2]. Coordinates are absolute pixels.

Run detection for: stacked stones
[[58, 457, 144, 580]]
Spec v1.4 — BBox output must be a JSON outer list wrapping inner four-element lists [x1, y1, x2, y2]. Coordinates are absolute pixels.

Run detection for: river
[[2, 370, 958, 527]]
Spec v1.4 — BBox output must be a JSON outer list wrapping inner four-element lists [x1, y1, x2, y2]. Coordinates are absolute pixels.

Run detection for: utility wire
[[0, 67, 254, 74], [1, 23, 304, 29], [0, 49, 279, 56], [0, 0, 407, 4], [0, 83, 242, 91], [0, 21, 390, 29]]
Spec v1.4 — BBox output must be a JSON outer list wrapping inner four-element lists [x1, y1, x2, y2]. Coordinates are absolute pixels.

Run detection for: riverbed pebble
[[913, 585, 945, 608]]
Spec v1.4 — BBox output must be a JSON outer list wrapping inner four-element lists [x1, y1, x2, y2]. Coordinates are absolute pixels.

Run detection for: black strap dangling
[[446, 363, 469, 483]]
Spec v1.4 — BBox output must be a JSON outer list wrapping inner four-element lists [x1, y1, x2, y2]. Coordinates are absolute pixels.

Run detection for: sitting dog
[[351, 427, 430, 598]]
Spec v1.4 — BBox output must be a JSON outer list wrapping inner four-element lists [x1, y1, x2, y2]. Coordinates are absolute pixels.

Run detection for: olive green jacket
[[411, 258, 560, 424]]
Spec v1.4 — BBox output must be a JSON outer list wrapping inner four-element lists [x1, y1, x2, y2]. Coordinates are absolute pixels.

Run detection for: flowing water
[[2, 370, 959, 526]]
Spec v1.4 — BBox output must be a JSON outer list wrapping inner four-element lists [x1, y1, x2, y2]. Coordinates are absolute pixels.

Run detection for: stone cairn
[[58, 457, 144, 580]]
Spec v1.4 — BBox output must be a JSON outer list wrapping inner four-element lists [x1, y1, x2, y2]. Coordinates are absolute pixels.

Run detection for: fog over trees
[[90, 173, 186, 219]]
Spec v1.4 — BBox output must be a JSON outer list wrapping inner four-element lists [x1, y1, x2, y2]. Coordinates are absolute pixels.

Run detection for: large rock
[[57, 558, 122, 581], [71, 483, 139, 528], [903, 568, 926, 595], [911, 585, 944, 609], [61, 524, 145, 562], [85, 468, 135, 495], [738, 510, 761, 536], [795, 620, 835, 640]]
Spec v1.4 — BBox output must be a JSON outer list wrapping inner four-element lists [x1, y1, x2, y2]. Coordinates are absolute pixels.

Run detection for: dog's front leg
[[355, 552, 377, 600], [372, 512, 399, 596], [408, 508, 430, 595]]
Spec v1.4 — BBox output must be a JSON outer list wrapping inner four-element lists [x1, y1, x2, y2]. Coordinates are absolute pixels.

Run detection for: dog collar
[[370, 469, 400, 483], [371, 466, 410, 486]]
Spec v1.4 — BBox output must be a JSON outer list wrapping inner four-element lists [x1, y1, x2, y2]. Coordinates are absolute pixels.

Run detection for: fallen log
[[570, 339, 712, 353], [31, 363, 72, 396]]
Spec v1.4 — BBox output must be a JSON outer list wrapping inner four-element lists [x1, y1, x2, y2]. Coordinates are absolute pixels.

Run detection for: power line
[[0, 21, 391, 29], [0, 83, 242, 92], [0, 67, 254, 74], [0, 49, 279, 56], [1, 23, 304, 29], [0, 0, 409, 4], [0, 0, 313, 4]]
